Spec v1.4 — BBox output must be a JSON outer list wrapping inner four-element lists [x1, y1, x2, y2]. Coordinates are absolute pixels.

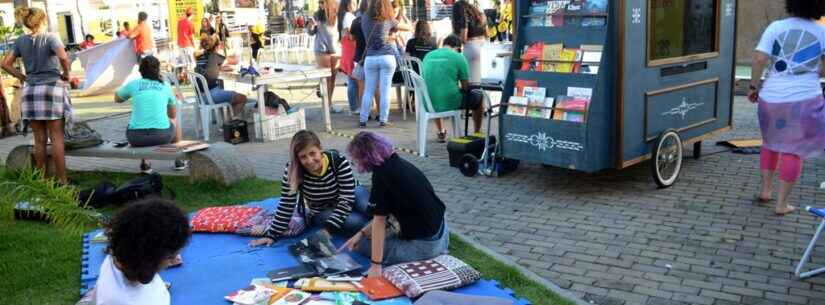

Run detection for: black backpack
[[109, 173, 167, 205], [78, 181, 117, 209]]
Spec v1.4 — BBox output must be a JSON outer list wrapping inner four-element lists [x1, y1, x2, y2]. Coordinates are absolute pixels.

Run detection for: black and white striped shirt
[[266, 151, 357, 238]]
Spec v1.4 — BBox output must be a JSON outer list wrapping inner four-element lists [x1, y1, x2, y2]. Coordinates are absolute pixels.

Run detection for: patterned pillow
[[190, 206, 264, 233], [382, 255, 481, 298]]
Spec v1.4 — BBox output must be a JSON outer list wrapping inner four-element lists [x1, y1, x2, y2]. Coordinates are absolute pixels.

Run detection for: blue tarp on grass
[[80, 198, 530, 305]]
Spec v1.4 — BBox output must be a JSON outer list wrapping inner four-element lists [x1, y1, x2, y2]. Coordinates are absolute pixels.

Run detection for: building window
[[648, 0, 719, 65]]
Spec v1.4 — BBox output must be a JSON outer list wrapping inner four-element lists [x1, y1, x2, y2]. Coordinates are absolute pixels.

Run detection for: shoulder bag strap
[[359, 21, 379, 64]]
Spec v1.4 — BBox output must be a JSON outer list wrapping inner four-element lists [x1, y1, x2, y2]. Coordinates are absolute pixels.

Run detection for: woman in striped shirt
[[250, 130, 369, 247]]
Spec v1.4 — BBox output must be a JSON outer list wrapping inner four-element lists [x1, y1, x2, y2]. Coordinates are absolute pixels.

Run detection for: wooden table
[[221, 64, 333, 139]]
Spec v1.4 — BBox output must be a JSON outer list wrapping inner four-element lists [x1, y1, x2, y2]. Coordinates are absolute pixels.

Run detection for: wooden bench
[[5, 141, 256, 187]]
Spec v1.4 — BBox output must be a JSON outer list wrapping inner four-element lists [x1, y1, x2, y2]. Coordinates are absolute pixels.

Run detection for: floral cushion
[[190, 206, 264, 233], [382, 255, 481, 298]]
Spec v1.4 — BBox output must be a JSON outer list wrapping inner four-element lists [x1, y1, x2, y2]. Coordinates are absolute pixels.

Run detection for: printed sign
[[167, 0, 204, 43]]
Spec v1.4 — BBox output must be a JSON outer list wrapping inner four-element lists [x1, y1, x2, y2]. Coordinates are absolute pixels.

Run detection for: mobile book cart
[[470, 0, 737, 187]]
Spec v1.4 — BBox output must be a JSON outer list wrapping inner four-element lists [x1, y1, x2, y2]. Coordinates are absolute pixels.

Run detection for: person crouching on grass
[[339, 131, 449, 278], [249, 130, 371, 247]]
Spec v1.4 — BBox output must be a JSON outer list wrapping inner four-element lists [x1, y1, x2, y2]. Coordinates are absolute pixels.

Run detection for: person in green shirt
[[115, 56, 186, 173], [422, 34, 483, 142]]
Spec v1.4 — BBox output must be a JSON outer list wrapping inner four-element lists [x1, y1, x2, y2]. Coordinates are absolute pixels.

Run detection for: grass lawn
[[0, 169, 574, 305]]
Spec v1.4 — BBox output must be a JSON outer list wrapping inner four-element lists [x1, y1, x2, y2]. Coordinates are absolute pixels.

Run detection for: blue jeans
[[360, 55, 396, 123], [346, 76, 359, 112], [209, 87, 238, 104], [355, 217, 450, 266], [310, 186, 370, 235]]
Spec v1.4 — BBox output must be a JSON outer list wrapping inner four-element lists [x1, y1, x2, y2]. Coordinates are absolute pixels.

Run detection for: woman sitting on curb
[[250, 130, 370, 247], [339, 131, 449, 278]]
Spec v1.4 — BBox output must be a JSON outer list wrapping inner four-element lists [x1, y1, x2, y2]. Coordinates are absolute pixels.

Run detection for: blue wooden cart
[[466, 0, 738, 187]]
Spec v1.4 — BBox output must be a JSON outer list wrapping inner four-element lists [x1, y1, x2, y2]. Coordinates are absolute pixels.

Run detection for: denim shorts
[[209, 87, 237, 104]]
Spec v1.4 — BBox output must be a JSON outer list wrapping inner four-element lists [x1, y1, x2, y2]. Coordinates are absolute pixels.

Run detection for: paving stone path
[[3, 96, 825, 305]]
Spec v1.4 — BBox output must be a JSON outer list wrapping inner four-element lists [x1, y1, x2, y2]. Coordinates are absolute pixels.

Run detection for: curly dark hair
[[106, 198, 191, 284], [786, 0, 825, 20], [139, 56, 163, 83]]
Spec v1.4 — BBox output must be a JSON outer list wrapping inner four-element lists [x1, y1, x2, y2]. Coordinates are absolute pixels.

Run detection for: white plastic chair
[[401, 56, 423, 116], [408, 71, 462, 157], [186, 72, 234, 142], [162, 72, 200, 136]]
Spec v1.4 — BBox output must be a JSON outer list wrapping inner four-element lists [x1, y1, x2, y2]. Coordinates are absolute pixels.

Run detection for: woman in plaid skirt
[[1, 7, 72, 185]]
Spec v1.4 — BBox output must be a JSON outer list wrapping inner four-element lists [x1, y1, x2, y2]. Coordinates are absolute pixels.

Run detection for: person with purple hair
[[339, 131, 448, 278]]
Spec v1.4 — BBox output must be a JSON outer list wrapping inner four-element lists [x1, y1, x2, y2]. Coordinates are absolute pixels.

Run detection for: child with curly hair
[[92, 198, 191, 305]]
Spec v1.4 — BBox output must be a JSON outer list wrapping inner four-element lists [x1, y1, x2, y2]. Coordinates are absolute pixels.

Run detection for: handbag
[[340, 36, 356, 76], [64, 121, 103, 150]]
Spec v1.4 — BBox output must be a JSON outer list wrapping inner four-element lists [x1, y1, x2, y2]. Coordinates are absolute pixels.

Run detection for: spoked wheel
[[459, 154, 479, 177], [651, 130, 683, 188]]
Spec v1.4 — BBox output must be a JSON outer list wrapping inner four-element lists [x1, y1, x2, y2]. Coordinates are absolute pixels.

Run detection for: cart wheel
[[693, 141, 702, 160], [651, 130, 683, 188], [459, 154, 479, 177]]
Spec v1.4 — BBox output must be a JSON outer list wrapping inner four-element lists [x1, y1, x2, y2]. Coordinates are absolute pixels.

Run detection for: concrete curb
[[452, 231, 591, 305]]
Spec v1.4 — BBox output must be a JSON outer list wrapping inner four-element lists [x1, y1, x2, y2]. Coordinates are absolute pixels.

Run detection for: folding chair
[[795, 206, 825, 278], [408, 71, 462, 157]]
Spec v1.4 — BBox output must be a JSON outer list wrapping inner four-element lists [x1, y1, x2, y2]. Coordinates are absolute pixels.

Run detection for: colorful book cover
[[514, 79, 538, 96], [271, 290, 312, 305], [507, 96, 529, 116], [567, 86, 593, 99], [528, 4, 547, 27], [523, 86, 547, 118], [542, 97, 557, 119], [542, 43, 564, 72], [556, 48, 580, 73], [224, 285, 278, 305], [521, 43, 544, 71], [547, 1, 569, 26]]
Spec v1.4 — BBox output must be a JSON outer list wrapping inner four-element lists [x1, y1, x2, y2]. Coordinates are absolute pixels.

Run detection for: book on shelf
[[553, 96, 590, 123], [546, 1, 568, 26], [555, 48, 581, 73], [523, 86, 547, 118], [528, 4, 547, 26], [580, 44, 603, 74], [507, 96, 529, 116], [514, 79, 538, 96], [521, 43, 544, 71], [567, 86, 593, 99], [527, 97, 556, 119], [541, 43, 563, 72]]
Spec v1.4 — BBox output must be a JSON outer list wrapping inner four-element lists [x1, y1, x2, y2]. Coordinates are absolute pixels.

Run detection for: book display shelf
[[497, 0, 738, 187]]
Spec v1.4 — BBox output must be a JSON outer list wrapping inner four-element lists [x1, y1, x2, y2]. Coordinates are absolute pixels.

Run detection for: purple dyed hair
[[347, 131, 395, 172]]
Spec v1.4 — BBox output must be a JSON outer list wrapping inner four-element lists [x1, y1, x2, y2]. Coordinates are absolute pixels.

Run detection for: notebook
[[354, 277, 404, 301]]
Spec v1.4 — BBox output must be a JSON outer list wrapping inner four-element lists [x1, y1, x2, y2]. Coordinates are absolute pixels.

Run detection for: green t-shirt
[[422, 48, 469, 112], [117, 78, 176, 130]]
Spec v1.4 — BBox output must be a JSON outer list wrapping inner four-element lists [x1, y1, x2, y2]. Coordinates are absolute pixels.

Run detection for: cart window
[[648, 0, 718, 65]]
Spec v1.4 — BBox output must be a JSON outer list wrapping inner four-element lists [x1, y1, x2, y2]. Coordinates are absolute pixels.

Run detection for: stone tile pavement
[[3, 96, 825, 305]]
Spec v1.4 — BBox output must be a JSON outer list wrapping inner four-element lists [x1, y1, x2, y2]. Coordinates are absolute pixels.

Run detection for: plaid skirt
[[21, 81, 71, 121]]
